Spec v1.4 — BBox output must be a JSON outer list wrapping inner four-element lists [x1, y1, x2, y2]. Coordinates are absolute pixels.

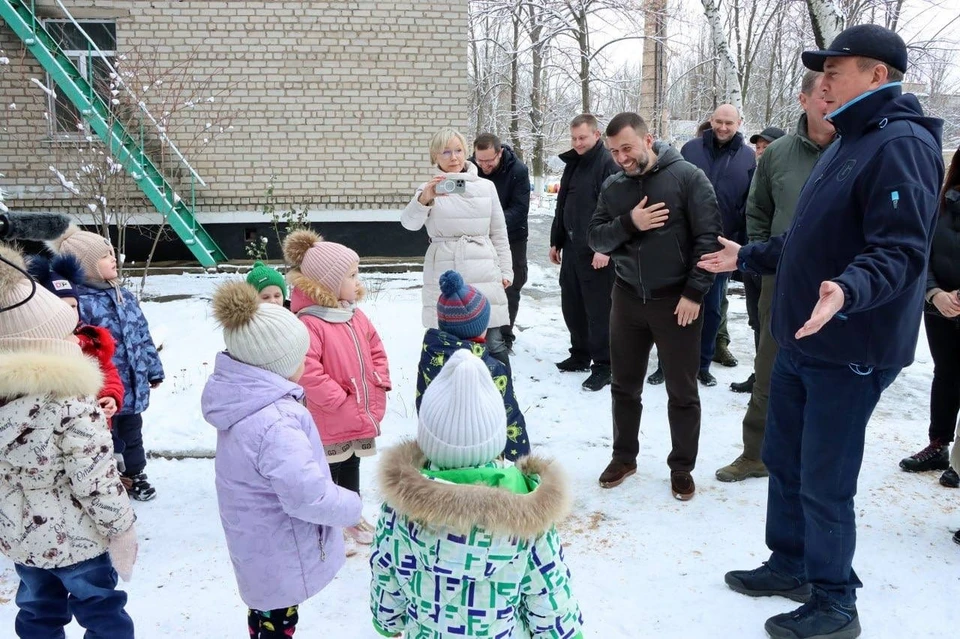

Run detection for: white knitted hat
[[212, 281, 309, 378], [418, 349, 507, 469], [0, 244, 80, 357]]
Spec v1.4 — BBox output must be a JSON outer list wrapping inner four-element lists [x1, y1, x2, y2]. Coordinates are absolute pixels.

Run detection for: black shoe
[[556, 356, 590, 373], [713, 341, 739, 367], [724, 563, 812, 603], [697, 369, 717, 387], [765, 595, 860, 639], [646, 367, 664, 385], [730, 373, 755, 393], [899, 440, 950, 472], [953, 529, 960, 546], [941, 467, 960, 488], [123, 472, 157, 502], [582, 365, 611, 392]]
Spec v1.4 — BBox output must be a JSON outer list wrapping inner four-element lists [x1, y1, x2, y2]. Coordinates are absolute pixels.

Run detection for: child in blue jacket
[[51, 226, 164, 501], [416, 270, 529, 460]]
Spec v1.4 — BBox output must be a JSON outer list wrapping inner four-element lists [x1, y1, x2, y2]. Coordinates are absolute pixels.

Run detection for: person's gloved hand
[[108, 524, 139, 582]]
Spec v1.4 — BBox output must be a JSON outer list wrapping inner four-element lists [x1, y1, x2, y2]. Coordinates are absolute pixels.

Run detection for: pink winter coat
[[291, 286, 391, 447]]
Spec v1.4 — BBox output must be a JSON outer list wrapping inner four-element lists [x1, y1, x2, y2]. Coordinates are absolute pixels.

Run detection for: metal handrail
[[51, 0, 207, 187]]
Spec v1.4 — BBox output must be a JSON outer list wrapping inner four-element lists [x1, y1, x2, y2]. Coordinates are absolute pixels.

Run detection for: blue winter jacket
[[77, 284, 164, 415], [681, 130, 756, 243], [416, 329, 530, 461], [739, 84, 944, 369]]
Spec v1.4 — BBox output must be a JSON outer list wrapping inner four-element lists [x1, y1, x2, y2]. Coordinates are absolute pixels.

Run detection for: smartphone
[[436, 178, 466, 195]]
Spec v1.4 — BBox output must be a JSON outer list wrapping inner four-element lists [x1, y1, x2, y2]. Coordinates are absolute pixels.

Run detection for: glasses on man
[[440, 149, 465, 159]]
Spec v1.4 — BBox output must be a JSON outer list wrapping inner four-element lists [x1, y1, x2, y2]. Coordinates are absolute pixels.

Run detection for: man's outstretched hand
[[796, 281, 845, 339], [696, 237, 741, 273]]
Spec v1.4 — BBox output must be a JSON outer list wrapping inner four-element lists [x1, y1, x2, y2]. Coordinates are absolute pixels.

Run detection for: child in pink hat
[[283, 230, 391, 556]]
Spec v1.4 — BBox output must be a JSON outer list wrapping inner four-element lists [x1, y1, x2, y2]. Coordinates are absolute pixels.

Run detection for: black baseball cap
[[801, 24, 908, 74], [750, 127, 787, 145]]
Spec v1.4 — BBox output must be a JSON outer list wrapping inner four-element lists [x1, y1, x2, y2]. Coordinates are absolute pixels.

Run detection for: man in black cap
[[750, 127, 786, 160], [699, 23, 944, 639]]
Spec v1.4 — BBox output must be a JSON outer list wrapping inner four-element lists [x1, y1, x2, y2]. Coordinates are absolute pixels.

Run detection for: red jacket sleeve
[[77, 325, 125, 411]]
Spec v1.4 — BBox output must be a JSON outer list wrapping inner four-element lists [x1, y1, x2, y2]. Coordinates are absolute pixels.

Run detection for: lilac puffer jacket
[[201, 352, 362, 611]]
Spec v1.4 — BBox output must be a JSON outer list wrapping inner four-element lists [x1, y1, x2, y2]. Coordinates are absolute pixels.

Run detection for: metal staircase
[[0, 0, 227, 266]]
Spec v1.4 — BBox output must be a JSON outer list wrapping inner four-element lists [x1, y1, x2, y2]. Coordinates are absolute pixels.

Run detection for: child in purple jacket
[[201, 281, 363, 638]]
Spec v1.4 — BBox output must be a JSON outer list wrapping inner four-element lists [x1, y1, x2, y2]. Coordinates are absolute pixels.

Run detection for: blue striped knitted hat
[[436, 271, 490, 340]]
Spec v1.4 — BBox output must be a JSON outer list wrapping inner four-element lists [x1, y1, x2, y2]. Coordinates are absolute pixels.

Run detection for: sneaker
[[940, 467, 959, 488], [345, 523, 374, 546], [724, 563, 812, 602], [646, 367, 664, 385], [122, 472, 157, 502], [556, 356, 590, 373], [697, 369, 717, 387], [599, 460, 637, 488], [713, 340, 739, 367], [715, 455, 768, 482], [730, 373, 755, 394], [899, 440, 950, 472], [582, 365, 611, 392], [343, 532, 359, 557], [765, 595, 861, 639], [670, 470, 695, 501]]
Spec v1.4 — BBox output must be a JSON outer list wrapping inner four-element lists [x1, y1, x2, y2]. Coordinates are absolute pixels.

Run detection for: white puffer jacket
[[0, 348, 135, 569], [402, 162, 514, 329]]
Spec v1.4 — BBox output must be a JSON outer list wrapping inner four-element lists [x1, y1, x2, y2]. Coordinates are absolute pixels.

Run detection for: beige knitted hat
[[0, 244, 81, 357], [49, 225, 115, 283], [212, 281, 309, 379], [283, 230, 359, 298]]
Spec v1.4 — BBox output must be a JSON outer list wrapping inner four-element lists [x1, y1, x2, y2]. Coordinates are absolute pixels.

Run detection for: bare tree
[[806, 0, 846, 49], [702, 0, 743, 112]]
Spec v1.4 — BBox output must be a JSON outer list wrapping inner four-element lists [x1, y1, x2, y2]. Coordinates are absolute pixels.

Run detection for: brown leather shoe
[[599, 460, 637, 488], [671, 470, 695, 501]]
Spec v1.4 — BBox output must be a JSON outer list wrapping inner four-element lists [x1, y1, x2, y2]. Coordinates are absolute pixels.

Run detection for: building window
[[44, 20, 117, 137]]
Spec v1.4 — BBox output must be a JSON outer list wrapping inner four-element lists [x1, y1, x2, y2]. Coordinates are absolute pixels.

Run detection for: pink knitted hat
[[282, 230, 358, 296]]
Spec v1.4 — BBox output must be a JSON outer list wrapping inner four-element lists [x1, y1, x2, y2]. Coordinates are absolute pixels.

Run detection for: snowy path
[[2, 213, 958, 637]]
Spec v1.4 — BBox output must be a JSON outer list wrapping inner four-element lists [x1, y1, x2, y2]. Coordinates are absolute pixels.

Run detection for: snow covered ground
[[1, 212, 958, 637]]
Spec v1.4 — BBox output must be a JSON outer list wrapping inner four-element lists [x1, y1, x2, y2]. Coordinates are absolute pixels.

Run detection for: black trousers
[[924, 312, 960, 444], [560, 246, 614, 366], [610, 286, 702, 472], [328, 453, 360, 493], [248, 606, 299, 638], [111, 414, 146, 476], [743, 272, 762, 352], [502, 240, 528, 345]]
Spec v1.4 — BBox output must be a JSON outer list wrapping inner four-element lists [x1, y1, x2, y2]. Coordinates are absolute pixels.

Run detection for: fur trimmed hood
[[378, 440, 571, 538], [0, 349, 103, 400], [288, 270, 365, 310]]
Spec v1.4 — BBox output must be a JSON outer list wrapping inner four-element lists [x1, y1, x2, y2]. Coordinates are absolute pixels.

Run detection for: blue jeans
[[699, 274, 729, 371], [15, 553, 134, 639], [762, 349, 899, 606]]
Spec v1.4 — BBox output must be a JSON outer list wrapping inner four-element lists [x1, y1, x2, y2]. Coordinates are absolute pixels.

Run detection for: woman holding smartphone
[[901, 147, 960, 492], [401, 128, 514, 368]]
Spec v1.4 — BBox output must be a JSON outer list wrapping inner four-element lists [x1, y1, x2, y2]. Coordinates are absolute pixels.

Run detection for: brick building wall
[[0, 1, 470, 222]]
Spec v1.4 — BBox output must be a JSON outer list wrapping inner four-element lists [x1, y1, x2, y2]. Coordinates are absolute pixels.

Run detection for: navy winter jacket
[[740, 84, 944, 369], [471, 145, 530, 244], [681, 130, 756, 243], [77, 283, 164, 415]]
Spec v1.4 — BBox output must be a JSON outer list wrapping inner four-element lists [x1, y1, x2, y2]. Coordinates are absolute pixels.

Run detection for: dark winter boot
[[697, 369, 717, 387], [555, 356, 590, 373], [582, 365, 611, 392], [598, 460, 637, 489], [730, 373, 755, 394], [646, 366, 664, 386], [764, 595, 861, 639], [123, 472, 157, 502], [713, 338, 739, 367], [899, 440, 950, 472], [941, 467, 960, 488], [953, 529, 960, 546], [724, 563, 812, 603]]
